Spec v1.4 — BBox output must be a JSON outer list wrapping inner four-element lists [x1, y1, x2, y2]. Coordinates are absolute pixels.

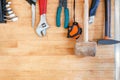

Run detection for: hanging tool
[[98, 0, 120, 45], [89, 0, 100, 24], [56, 0, 69, 28], [0, 0, 18, 23], [67, 0, 82, 39], [36, 0, 49, 37], [26, 0, 37, 27], [75, 0, 97, 57]]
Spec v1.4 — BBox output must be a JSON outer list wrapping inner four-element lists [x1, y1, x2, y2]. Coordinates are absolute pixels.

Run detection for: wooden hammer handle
[[84, 0, 89, 42]]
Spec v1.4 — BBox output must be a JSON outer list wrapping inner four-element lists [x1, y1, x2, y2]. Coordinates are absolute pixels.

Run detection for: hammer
[[98, 0, 120, 45], [75, 0, 97, 57]]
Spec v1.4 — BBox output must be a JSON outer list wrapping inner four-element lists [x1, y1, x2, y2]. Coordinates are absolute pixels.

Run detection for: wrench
[[36, 0, 49, 37]]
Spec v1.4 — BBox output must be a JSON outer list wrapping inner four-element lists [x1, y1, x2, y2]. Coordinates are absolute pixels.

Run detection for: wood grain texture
[[0, 0, 114, 80]]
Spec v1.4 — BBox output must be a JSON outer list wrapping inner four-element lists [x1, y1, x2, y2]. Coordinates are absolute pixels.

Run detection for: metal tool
[[56, 0, 69, 28], [0, 0, 7, 23], [5, 1, 18, 22], [0, 0, 18, 23], [89, 0, 100, 24], [26, 0, 37, 27], [75, 0, 97, 57], [5, 13, 16, 18], [4, 17, 18, 22], [36, 0, 49, 37], [115, 0, 120, 80], [98, 0, 120, 45]]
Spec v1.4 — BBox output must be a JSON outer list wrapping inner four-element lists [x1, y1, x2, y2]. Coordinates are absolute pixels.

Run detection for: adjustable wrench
[[36, 0, 49, 37]]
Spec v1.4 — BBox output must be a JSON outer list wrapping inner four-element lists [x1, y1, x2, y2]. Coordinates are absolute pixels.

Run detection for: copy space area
[[0, 0, 114, 80]]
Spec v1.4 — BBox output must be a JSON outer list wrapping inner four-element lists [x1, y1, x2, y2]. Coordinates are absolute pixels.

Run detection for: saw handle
[[105, 0, 111, 39], [39, 0, 47, 15]]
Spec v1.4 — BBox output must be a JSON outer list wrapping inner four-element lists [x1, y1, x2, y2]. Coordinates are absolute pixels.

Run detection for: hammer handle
[[84, 0, 89, 42], [105, 0, 111, 38]]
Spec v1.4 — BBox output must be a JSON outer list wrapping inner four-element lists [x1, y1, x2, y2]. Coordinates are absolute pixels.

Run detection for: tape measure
[[67, 0, 82, 39], [67, 22, 82, 39]]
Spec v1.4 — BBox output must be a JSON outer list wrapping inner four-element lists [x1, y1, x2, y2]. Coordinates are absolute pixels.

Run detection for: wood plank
[[0, 0, 115, 80]]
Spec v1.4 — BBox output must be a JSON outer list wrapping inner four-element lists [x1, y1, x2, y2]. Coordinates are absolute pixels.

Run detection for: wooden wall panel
[[0, 0, 114, 80]]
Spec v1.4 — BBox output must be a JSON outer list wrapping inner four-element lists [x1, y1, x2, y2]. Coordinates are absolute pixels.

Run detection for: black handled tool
[[98, 0, 120, 45], [0, 0, 6, 23]]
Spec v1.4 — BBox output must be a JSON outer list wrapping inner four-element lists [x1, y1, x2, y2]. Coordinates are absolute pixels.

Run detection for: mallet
[[98, 0, 120, 45], [75, 0, 97, 57]]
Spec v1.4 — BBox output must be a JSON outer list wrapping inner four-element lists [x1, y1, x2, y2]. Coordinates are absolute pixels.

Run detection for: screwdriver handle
[[39, 0, 47, 15]]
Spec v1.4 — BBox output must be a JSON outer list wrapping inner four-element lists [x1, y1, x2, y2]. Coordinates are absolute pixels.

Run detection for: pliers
[[89, 0, 100, 24], [26, 0, 37, 27], [56, 0, 69, 29]]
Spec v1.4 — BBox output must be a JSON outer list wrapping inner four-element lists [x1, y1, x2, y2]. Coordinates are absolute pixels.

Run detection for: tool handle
[[64, 8, 69, 28], [26, 0, 36, 5], [32, 0, 37, 3], [89, 0, 100, 16], [39, 0, 47, 15], [84, 0, 89, 42], [0, 0, 3, 22], [56, 6, 62, 27], [0, 0, 6, 23], [105, 0, 111, 39]]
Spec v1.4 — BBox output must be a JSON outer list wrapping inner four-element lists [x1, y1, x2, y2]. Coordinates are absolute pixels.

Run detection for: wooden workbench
[[0, 0, 114, 80]]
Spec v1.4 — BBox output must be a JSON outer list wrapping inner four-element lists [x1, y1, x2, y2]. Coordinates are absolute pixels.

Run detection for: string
[[73, 0, 75, 22]]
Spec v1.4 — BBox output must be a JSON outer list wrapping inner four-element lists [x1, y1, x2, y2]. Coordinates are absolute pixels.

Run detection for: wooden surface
[[0, 0, 114, 80]]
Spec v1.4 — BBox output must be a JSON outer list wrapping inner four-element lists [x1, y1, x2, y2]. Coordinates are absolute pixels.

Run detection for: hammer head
[[98, 39, 120, 45], [75, 42, 97, 57]]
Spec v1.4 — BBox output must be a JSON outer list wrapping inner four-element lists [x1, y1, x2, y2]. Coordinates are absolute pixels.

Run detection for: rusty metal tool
[[75, 0, 97, 57]]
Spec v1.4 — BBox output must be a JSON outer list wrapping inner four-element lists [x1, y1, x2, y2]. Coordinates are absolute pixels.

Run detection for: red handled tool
[[36, 0, 49, 37]]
